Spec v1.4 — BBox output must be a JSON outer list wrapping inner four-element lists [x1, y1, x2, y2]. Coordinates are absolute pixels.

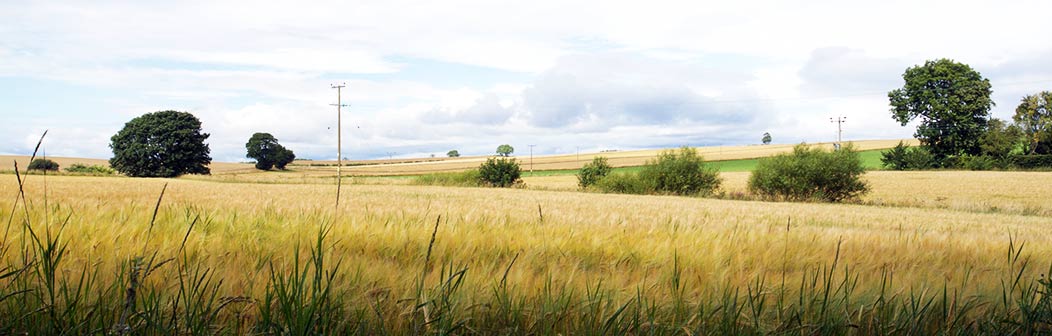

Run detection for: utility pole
[[576, 146, 580, 166], [331, 83, 347, 208], [529, 144, 536, 173], [830, 116, 846, 149]]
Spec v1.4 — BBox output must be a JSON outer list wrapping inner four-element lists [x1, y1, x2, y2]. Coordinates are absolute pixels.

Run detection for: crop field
[[2, 153, 1052, 333]]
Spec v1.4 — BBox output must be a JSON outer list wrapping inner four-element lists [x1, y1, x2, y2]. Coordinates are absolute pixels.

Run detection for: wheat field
[[2, 167, 1051, 333]]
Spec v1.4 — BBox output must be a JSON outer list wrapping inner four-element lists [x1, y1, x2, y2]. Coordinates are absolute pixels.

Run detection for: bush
[[638, 147, 721, 196], [1009, 155, 1052, 169], [65, 163, 116, 175], [958, 155, 1002, 170], [477, 157, 521, 187], [749, 144, 869, 202], [592, 173, 653, 194], [27, 158, 59, 171], [881, 141, 935, 170], [412, 170, 481, 187], [577, 156, 612, 188]]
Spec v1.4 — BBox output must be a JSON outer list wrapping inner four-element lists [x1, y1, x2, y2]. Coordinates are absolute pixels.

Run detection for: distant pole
[[576, 146, 580, 166], [529, 144, 536, 173], [830, 116, 846, 148], [331, 83, 348, 208]]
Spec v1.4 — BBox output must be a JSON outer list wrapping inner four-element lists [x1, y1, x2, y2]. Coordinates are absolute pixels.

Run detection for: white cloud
[[3, 0, 1052, 159]]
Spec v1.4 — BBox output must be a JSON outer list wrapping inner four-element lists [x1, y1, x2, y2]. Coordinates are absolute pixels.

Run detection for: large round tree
[[110, 110, 212, 177], [888, 59, 993, 163]]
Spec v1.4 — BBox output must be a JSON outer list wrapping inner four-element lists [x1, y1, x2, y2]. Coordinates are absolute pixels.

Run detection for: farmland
[[2, 140, 1051, 333]]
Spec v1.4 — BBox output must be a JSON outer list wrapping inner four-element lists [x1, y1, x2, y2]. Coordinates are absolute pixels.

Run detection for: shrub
[[881, 141, 935, 170], [959, 155, 1002, 170], [903, 146, 935, 170], [1009, 155, 1052, 169], [412, 170, 481, 187], [748, 144, 869, 202], [577, 156, 612, 188], [65, 163, 116, 175], [592, 172, 653, 194], [477, 157, 521, 187], [27, 158, 59, 171], [638, 147, 721, 196]]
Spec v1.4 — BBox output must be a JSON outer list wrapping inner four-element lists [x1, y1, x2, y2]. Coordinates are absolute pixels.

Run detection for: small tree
[[577, 156, 612, 188], [762, 132, 772, 145], [496, 144, 514, 157], [749, 144, 868, 202], [880, 141, 910, 170], [447, 150, 461, 158], [28, 158, 59, 171], [110, 110, 212, 177], [638, 147, 721, 196], [477, 157, 521, 187], [246, 132, 295, 170]]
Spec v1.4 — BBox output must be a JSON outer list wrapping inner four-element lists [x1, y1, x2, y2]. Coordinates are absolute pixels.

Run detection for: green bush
[[881, 141, 935, 170], [27, 158, 59, 171], [638, 147, 721, 196], [478, 157, 521, 187], [65, 163, 116, 175], [577, 156, 612, 188], [592, 172, 653, 194], [412, 170, 481, 187], [1009, 154, 1052, 169], [748, 144, 869, 202], [958, 155, 1002, 170], [591, 147, 721, 196]]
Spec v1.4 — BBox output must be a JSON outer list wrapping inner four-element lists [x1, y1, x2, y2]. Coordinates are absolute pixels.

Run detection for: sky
[[2, 0, 1052, 161]]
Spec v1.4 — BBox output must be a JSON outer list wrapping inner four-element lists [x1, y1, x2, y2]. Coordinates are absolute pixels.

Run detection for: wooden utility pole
[[331, 83, 347, 208]]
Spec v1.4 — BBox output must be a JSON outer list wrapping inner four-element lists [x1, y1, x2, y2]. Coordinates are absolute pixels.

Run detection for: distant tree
[[496, 144, 514, 157], [110, 110, 211, 177], [447, 150, 461, 157], [28, 158, 59, 171], [246, 132, 295, 170], [1013, 91, 1052, 154], [762, 132, 772, 145], [889, 59, 993, 163]]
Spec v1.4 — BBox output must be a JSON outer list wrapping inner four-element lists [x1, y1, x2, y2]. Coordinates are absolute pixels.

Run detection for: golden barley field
[[2, 164, 1051, 333]]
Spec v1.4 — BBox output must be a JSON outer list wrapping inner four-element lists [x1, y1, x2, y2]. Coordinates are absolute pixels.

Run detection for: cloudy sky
[[2, 0, 1051, 161]]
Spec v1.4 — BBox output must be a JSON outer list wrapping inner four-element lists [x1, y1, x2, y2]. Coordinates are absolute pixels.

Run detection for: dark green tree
[[110, 110, 211, 177], [1013, 91, 1052, 154], [888, 59, 993, 163], [246, 132, 295, 170], [496, 144, 514, 157], [762, 132, 772, 145], [447, 150, 460, 157]]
